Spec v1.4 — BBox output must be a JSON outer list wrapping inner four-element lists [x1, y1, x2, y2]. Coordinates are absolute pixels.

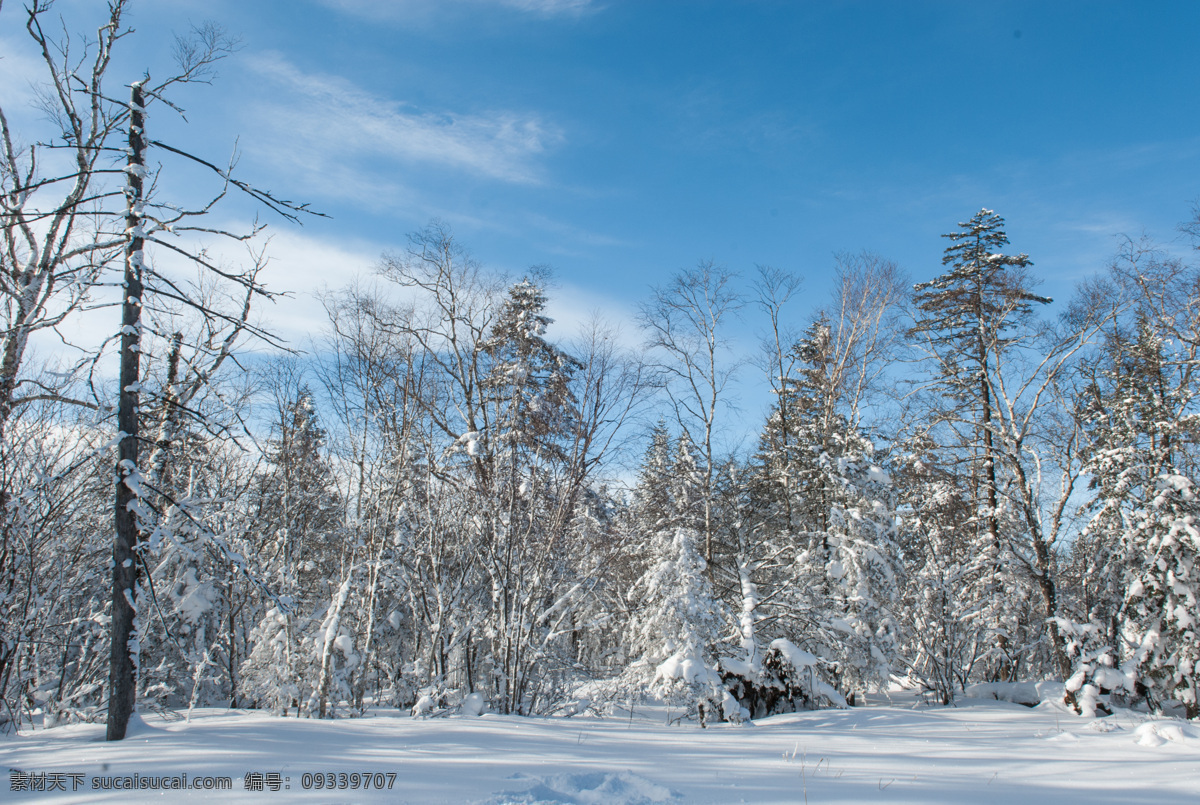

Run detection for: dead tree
[[0, 1, 318, 740]]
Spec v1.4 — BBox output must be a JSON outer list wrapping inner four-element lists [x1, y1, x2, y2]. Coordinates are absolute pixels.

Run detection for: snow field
[[2, 695, 1197, 804]]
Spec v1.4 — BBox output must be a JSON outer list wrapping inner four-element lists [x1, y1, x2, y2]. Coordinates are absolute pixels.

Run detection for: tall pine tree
[[909, 209, 1050, 680]]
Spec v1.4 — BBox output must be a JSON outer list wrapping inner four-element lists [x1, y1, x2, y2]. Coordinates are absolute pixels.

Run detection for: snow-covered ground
[[2, 694, 1198, 803]]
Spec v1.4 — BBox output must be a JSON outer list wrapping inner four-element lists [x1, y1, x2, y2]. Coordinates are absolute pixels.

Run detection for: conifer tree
[[742, 317, 901, 702], [909, 209, 1050, 679], [821, 446, 901, 694], [623, 430, 728, 724], [476, 276, 585, 714], [1079, 315, 1200, 717], [242, 387, 342, 714], [894, 441, 984, 703], [482, 278, 582, 468]]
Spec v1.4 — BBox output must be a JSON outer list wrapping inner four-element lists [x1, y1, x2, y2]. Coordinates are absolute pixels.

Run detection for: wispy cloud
[[242, 52, 562, 198], [249, 229, 383, 346], [0, 36, 49, 110], [184, 226, 638, 355], [543, 280, 642, 350], [524, 212, 633, 251]]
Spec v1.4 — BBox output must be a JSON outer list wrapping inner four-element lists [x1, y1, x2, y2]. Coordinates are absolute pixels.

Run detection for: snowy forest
[[2, 0, 1199, 743]]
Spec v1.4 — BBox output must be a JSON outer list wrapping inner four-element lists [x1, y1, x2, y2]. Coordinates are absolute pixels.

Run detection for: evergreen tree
[[634, 421, 674, 531], [821, 445, 901, 694], [893, 439, 985, 703], [623, 430, 728, 725], [482, 278, 582, 469], [1121, 473, 1200, 718], [476, 276, 586, 714], [242, 387, 343, 714], [1078, 316, 1200, 718], [742, 318, 901, 703], [909, 208, 1050, 679]]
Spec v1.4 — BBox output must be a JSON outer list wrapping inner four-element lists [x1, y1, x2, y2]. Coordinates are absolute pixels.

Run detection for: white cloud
[[543, 280, 642, 351], [37, 221, 381, 349], [257, 226, 643, 353], [0, 36, 48, 110], [218, 227, 645, 358], [243, 53, 562, 193], [250, 229, 381, 347]]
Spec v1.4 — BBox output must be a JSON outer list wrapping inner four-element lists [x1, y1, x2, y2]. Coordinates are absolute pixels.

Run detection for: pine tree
[[909, 209, 1050, 680], [242, 388, 343, 714], [634, 421, 674, 531], [893, 439, 984, 703], [260, 388, 343, 591], [749, 318, 900, 700], [476, 276, 585, 714], [821, 443, 902, 695], [1122, 473, 1200, 718], [482, 278, 581, 469], [1079, 317, 1200, 718], [623, 430, 728, 725]]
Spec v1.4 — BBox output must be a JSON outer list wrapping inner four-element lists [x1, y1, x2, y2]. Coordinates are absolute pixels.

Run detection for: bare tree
[[638, 260, 742, 569], [752, 265, 803, 529], [822, 252, 909, 430], [565, 315, 657, 502], [0, 1, 319, 739]]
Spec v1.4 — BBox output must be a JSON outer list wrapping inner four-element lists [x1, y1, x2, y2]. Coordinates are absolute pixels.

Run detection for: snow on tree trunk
[[315, 572, 355, 719], [107, 81, 147, 742]]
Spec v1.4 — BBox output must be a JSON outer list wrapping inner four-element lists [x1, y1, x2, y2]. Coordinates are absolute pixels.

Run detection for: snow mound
[[1045, 731, 1080, 742], [412, 693, 436, 716], [964, 681, 1041, 707], [1133, 721, 1200, 748], [479, 771, 679, 805], [464, 691, 487, 716], [122, 713, 159, 736], [1087, 719, 1123, 733]]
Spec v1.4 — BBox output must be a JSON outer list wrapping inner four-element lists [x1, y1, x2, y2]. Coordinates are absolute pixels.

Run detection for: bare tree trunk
[[352, 558, 381, 712], [146, 332, 183, 489], [107, 81, 146, 742], [227, 590, 239, 708], [976, 280, 1009, 680], [978, 338, 1000, 560]]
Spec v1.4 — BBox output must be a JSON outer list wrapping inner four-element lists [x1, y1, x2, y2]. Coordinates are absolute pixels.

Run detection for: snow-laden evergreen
[[734, 317, 902, 708], [907, 209, 1055, 685], [1077, 318, 1200, 718], [621, 429, 728, 725]]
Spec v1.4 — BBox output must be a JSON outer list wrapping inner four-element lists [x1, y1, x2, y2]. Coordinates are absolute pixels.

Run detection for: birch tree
[[638, 261, 741, 572]]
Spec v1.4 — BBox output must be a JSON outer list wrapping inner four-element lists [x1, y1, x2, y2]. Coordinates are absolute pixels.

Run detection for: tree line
[[1, 1, 1197, 735]]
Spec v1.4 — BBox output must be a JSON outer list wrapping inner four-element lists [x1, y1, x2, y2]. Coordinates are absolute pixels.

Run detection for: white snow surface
[[2, 693, 1197, 803], [964, 681, 1046, 707], [717, 656, 754, 677]]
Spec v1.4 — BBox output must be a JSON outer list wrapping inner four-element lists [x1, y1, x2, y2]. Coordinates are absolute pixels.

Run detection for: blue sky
[[4, 0, 1200, 439]]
